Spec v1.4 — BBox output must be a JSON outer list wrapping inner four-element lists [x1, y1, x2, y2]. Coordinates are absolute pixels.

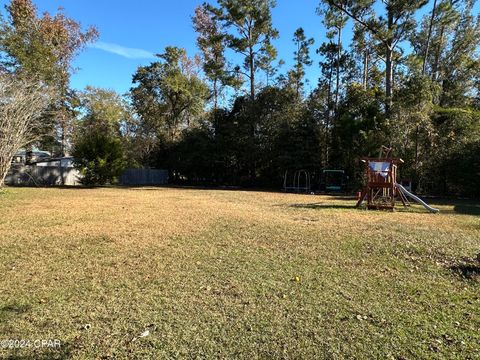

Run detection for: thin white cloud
[[90, 41, 155, 59]]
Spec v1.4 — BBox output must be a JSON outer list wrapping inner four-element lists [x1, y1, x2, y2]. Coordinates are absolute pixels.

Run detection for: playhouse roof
[[360, 157, 404, 164]]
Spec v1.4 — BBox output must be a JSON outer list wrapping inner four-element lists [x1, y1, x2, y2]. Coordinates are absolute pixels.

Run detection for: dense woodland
[[1, 0, 479, 196]]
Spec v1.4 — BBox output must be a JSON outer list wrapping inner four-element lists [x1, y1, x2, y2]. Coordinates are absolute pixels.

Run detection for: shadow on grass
[[4, 185, 100, 192], [289, 202, 355, 210], [453, 204, 480, 216], [449, 257, 480, 281], [0, 303, 31, 320], [1, 303, 73, 359], [4, 343, 73, 360], [418, 198, 480, 215]]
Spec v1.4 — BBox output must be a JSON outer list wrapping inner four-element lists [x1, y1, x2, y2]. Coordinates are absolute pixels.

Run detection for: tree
[[171, 125, 216, 184], [317, 36, 351, 165], [192, 4, 237, 110], [441, 140, 480, 197], [426, 0, 461, 81], [411, 0, 480, 107], [253, 86, 307, 184], [0, 0, 98, 86], [130, 46, 209, 142], [317, 41, 337, 146], [324, 0, 429, 111], [206, 0, 279, 182], [334, 83, 386, 179], [81, 86, 152, 168], [0, 0, 98, 157], [288, 27, 315, 98], [318, 4, 348, 110], [0, 73, 53, 187], [211, 0, 279, 100], [72, 131, 126, 186], [80, 86, 132, 135], [390, 75, 437, 186], [437, 1, 480, 107], [424, 107, 480, 194], [350, 24, 381, 90], [71, 87, 132, 186], [421, 0, 438, 75]]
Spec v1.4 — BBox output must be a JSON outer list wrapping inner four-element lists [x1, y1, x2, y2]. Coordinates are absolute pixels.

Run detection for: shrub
[[72, 131, 127, 186]]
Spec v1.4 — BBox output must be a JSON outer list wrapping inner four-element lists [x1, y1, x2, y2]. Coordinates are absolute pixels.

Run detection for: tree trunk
[[325, 65, 334, 166], [385, 44, 393, 113], [414, 125, 419, 188], [249, 46, 255, 100], [327, 65, 333, 126], [61, 122, 66, 157], [295, 41, 301, 99], [335, 26, 342, 110], [248, 45, 256, 182], [385, 9, 394, 115], [423, 0, 438, 75], [213, 78, 218, 112], [433, 25, 445, 81], [0, 155, 13, 188], [363, 50, 369, 90]]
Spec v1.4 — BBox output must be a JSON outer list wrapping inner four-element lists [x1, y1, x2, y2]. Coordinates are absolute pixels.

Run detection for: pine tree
[[288, 27, 315, 99], [210, 0, 279, 100], [324, 0, 429, 112], [193, 4, 238, 110]]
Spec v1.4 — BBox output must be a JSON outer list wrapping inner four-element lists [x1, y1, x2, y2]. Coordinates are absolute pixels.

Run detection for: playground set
[[283, 169, 311, 193], [282, 147, 438, 213], [283, 169, 347, 194], [355, 147, 439, 213], [320, 169, 347, 193]]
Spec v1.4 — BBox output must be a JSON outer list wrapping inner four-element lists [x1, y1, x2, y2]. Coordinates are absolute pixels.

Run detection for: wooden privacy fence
[[6, 166, 168, 186], [5, 165, 81, 186], [119, 169, 169, 186]]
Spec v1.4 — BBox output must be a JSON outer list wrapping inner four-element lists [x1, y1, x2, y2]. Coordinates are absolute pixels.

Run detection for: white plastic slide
[[395, 183, 439, 213]]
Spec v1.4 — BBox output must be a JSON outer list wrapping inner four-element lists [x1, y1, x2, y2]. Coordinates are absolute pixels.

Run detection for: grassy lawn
[[0, 187, 479, 359]]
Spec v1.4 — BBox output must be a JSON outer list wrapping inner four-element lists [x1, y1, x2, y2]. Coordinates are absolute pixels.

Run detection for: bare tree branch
[[0, 74, 53, 187], [328, 1, 389, 48]]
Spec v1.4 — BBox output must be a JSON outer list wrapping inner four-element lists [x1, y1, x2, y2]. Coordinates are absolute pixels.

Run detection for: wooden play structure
[[356, 156, 405, 210], [356, 147, 439, 213]]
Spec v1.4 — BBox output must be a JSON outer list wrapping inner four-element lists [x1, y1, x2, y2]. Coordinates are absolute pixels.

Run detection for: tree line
[[1, 0, 479, 196]]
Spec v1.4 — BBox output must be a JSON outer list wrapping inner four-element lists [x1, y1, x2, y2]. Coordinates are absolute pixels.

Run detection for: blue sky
[[0, 0, 448, 95]]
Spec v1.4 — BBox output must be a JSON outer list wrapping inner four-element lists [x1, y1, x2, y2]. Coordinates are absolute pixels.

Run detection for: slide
[[395, 183, 439, 213]]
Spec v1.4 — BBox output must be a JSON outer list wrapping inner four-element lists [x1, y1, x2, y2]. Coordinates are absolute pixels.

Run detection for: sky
[[0, 0, 452, 95]]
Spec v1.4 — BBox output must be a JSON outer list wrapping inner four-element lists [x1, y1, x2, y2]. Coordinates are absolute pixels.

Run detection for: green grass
[[0, 187, 479, 359]]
